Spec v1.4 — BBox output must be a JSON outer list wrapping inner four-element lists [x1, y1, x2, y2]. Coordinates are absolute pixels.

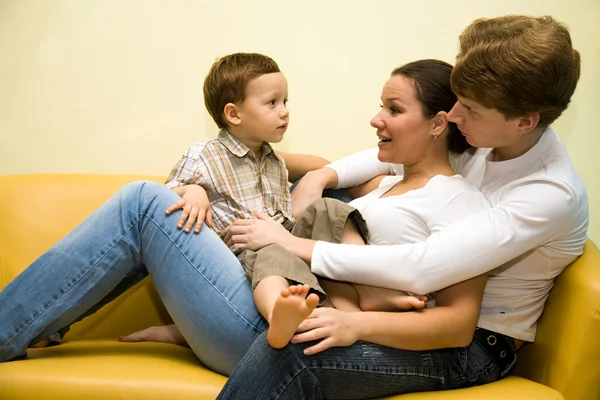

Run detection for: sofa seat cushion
[[0, 340, 564, 400], [0, 340, 226, 400], [381, 376, 564, 399]]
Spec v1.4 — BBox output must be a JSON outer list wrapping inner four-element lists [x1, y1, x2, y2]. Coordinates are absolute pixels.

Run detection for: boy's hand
[[166, 185, 213, 233]]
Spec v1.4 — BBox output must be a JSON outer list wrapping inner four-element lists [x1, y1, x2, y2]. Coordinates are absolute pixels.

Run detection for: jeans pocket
[[465, 337, 502, 385]]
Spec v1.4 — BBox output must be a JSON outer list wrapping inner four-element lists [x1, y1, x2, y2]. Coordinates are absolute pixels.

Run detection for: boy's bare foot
[[267, 284, 319, 349], [119, 324, 189, 347]]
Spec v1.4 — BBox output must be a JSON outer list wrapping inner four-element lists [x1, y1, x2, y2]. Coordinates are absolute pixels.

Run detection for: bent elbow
[[450, 324, 478, 348], [455, 331, 476, 348]]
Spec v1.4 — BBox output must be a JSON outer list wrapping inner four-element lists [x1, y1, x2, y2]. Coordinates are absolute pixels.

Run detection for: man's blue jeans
[[0, 181, 267, 375], [218, 329, 515, 399]]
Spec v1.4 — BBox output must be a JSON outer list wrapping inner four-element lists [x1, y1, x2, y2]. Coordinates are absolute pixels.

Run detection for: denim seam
[[309, 364, 446, 382], [470, 357, 496, 383], [1, 213, 145, 346], [144, 212, 266, 334], [274, 365, 310, 400]]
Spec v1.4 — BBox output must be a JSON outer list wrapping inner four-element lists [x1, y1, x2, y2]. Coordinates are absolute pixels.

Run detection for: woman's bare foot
[[355, 284, 428, 311], [119, 324, 189, 347], [267, 284, 319, 349], [30, 339, 52, 348]]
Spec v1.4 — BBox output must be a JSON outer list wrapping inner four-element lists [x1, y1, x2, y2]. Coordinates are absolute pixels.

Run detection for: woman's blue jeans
[[0, 181, 267, 375]]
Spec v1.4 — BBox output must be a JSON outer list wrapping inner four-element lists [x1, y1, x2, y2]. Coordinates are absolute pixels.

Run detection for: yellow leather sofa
[[0, 174, 599, 400]]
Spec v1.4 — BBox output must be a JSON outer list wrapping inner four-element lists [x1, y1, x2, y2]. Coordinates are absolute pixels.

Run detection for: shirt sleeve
[[327, 148, 399, 189], [164, 143, 208, 189], [311, 180, 580, 294]]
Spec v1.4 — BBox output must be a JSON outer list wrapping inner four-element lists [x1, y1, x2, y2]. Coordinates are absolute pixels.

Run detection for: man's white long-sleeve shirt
[[313, 127, 588, 341]]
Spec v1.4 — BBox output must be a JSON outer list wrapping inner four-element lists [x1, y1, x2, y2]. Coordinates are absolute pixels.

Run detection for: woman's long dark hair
[[392, 60, 470, 154]]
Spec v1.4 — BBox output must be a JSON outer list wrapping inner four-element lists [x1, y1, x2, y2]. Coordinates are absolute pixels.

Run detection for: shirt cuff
[[323, 165, 343, 190], [311, 241, 326, 276]]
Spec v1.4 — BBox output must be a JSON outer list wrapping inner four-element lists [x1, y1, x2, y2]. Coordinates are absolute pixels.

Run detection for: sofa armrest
[[0, 174, 171, 339], [514, 240, 600, 400]]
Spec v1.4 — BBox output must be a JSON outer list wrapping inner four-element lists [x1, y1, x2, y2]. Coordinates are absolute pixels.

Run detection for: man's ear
[[224, 103, 241, 126], [516, 113, 540, 135], [432, 111, 448, 136]]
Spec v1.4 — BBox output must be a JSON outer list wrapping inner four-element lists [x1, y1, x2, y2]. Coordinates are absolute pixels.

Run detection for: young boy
[[163, 53, 421, 349]]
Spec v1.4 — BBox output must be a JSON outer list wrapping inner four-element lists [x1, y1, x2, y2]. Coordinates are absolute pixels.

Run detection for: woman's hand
[[221, 211, 294, 251], [167, 185, 213, 233], [291, 169, 338, 218], [291, 308, 361, 355]]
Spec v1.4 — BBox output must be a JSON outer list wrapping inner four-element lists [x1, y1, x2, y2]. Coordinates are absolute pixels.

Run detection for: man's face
[[448, 97, 522, 150]]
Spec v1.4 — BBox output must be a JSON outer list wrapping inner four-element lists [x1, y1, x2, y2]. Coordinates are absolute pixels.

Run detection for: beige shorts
[[237, 198, 369, 303]]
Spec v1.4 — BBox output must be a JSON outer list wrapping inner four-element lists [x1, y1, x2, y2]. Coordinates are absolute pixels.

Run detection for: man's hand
[[291, 308, 360, 355], [221, 211, 293, 251], [167, 185, 213, 233]]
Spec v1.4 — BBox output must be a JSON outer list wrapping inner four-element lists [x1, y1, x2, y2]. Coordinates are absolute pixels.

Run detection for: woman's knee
[[119, 181, 169, 201]]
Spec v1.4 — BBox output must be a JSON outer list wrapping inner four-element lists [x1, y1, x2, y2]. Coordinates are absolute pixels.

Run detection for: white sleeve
[[326, 148, 399, 189], [311, 181, 580, 294]]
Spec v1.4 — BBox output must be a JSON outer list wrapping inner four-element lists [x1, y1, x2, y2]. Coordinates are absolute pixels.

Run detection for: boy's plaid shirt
[[166, 129, 294, 235]]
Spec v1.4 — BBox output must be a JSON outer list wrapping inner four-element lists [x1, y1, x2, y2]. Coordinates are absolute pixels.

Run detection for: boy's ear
[[224, 103, 242, 126]]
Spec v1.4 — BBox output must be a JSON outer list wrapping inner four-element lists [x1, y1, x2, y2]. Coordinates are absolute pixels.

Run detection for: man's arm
[[310, 182, 581, 294]]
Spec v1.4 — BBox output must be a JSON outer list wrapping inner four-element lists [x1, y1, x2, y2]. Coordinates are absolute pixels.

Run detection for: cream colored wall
[[1, 0, 598, 240]]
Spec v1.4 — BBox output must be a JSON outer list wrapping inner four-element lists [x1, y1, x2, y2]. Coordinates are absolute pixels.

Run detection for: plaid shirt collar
[[218, 129, 274, 159]]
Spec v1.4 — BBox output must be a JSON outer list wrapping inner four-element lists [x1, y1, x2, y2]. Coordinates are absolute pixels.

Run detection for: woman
[[216, 15, 588, 398]]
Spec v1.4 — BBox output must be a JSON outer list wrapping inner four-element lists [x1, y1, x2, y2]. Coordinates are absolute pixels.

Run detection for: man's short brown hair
[[451, 15, 581, 127], [203, 53, 280, 129]]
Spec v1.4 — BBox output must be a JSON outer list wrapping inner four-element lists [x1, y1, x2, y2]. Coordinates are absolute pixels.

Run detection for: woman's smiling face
[[370, 74, 435, 165]]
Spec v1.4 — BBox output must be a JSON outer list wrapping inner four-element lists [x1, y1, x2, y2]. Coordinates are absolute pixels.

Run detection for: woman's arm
[[328, 148, 396, 189], [278, 148, 394, 187], [277, 151, 331, 183], [293, 274, 487, 354], [355, 274, 486, 349], [283, 149, 394, 217], [346, 175, 386, 199]]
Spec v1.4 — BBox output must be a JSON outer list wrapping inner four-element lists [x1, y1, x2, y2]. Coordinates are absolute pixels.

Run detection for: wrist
[[350, 312, 370, 341], [171, 186, 187, 196], [305, 168, 338, 190], [286, 236, 316, 263]]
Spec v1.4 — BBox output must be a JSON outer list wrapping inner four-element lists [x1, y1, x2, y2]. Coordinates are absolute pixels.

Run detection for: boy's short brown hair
[[203, 53, 280, 129], [451, 15, 580, 127]]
